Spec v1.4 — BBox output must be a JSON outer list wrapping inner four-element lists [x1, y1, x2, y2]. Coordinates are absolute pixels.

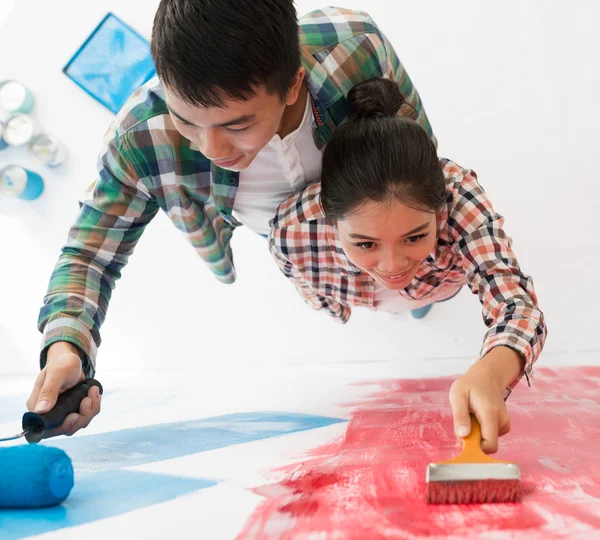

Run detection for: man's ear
[[285, 67, 306, 106]]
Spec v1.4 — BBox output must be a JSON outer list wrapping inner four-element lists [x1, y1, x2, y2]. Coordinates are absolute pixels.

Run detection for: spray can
[[2, 113, 40, 146], [0, 80, 35, 114], [0, 121, 8, 151], [0, 165, 44, 200], [29, 134, 67, 167], [0, 109, 8, 150]]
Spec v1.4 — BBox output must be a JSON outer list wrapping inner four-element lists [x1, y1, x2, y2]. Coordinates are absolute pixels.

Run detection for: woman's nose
[[377, 249, 409, 273]]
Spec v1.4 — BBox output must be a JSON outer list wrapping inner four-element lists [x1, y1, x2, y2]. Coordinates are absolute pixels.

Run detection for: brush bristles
[[427, 479, 521, 504]]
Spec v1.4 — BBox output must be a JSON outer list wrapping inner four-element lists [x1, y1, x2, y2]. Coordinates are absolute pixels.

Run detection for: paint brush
[[426, 414, 520, 504]]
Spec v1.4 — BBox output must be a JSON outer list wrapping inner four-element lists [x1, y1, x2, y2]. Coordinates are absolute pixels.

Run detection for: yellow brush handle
[[438, 414, 509, 465]]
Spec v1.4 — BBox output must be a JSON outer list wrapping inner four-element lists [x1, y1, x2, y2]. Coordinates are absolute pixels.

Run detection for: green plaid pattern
[[38, 7, 435, 376]]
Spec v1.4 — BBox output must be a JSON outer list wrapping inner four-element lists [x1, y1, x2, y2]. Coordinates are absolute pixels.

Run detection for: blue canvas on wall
[[63, 13, 156, 114]]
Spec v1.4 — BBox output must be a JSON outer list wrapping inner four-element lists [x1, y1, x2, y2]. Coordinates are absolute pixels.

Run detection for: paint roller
[[0, 379, 102, 508]]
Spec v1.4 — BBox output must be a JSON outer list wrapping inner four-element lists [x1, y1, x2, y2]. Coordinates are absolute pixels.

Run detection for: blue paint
[[63, 13, 156, 114], [0, 398, 28, 424], [0, 470, 216, 540], [18, 169, 44, 200], [0, 410, 343, 537], [45, 412, 344, 472]]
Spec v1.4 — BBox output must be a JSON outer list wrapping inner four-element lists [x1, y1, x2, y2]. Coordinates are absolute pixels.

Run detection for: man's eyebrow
[[167, 107, 255, 128], [216, 114, 256, 128], [167, 107, 198, 126]]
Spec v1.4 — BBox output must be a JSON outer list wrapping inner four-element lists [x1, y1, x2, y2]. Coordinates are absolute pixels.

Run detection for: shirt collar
[[310, 186, 363, 277]]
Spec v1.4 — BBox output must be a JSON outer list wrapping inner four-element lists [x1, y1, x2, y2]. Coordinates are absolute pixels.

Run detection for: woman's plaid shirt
[[269, 159, 547, 397]]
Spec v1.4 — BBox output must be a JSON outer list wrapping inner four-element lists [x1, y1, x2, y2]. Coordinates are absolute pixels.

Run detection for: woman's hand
[[449, 346, 525, 453]]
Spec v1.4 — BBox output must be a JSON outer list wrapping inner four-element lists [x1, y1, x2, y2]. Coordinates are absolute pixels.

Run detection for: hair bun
[[347, 77, 405, 120]]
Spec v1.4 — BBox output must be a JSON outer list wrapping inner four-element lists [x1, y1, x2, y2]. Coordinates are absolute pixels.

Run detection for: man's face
[[164, 75, 303, 171]]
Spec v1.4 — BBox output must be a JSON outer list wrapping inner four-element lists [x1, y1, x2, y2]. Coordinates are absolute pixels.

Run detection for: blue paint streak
[[0, 399, 27, 425], [0, 411, 343, 538], [45, 412, 344, 472], [0, 470, 216, 540]]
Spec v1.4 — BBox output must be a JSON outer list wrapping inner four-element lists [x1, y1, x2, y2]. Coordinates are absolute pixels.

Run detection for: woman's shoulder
[[440, 158, 478, 186], [438, 158, 497, 237], [271, 181, 327, 230]]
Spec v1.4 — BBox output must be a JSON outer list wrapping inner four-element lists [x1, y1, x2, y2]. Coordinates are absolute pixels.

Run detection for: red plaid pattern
[[269, 159, 547, 396]]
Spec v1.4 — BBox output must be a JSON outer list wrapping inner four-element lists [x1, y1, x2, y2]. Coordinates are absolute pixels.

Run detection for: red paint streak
[[237, 367, 600, 539]]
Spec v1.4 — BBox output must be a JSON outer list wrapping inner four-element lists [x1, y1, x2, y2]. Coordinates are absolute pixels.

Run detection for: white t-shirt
[[373, 281, 463, 313], [233, 94, 323, 235]]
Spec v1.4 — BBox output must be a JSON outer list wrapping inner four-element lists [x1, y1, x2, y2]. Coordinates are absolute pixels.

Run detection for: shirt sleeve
[[269, 232, 351, 324], [450, 169, 547, 397], [37, 122, 160, 377], [374, 26, 437, 148]]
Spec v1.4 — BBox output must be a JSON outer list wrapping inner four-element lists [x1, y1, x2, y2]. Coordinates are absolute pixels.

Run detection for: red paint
[[237, 367, 600, 539]]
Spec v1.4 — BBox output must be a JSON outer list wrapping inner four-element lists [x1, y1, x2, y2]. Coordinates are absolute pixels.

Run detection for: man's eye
[[226, 126, 250, 133]]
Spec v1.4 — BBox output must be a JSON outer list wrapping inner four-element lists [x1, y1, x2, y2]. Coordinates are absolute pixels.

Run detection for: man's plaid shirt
[[269, 160, 547, 397], [37, 7, 435, 376]]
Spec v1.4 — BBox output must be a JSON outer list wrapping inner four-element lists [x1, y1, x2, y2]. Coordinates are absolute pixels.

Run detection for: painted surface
[[0, 412, 343, 539], [237, 367, 600, 539]]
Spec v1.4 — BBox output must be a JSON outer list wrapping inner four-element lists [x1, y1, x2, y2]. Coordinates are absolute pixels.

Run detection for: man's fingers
[[43, 386, 102, 439], [26, 371, 47, 412], [449, 382, 471, 438], [34, 370, 69, 413], [477, 409, 499, 454], [44, 413, 80, 439]]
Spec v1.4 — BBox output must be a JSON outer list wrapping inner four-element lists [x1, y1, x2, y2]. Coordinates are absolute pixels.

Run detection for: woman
[[268, 77, 546, 452]]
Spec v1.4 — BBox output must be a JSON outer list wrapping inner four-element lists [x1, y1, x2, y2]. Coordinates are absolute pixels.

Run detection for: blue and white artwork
[[63, 13, 156, 114]]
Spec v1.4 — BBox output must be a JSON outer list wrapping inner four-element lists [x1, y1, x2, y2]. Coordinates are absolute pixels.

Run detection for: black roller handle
[[21, 379, 103, 443]]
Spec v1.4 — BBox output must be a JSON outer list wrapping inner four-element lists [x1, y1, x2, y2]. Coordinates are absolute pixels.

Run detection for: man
[[27, 0, 435, 437]]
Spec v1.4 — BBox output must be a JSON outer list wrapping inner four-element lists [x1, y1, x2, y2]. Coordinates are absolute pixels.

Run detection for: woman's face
[[336, 198, 437, 290]]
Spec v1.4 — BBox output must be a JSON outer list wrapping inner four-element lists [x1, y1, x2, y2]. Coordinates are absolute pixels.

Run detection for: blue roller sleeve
[[0, 445, 74, 508], [22, 379, 103, 443]]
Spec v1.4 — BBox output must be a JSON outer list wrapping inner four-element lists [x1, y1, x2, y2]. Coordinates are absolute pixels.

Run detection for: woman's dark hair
[[151, 0, 300, 107], [321, 77, 446, 223]]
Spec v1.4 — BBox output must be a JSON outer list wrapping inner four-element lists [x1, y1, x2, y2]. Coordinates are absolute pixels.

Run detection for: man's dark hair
[[151, 0, 301, 107], [321, 77, 446, 223]]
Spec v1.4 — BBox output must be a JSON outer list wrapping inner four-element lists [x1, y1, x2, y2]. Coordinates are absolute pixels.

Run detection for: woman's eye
[[405, 234, 428, 245], [355, 242, 376, 250]]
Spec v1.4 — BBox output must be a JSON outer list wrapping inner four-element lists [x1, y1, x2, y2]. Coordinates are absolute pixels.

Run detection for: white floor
[[0, 366, 380, 539], [1, 359, 599, 539]]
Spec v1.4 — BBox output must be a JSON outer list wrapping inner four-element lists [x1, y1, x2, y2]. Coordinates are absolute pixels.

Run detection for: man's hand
[[26, 342, 101, 438], [449, 347, 525, 453]]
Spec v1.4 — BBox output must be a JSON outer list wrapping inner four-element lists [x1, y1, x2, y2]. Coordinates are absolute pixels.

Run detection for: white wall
[[0, 0, 598, 377]]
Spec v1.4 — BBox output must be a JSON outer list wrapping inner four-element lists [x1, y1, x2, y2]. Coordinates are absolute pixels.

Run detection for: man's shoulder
[[299, 7, 382, 51], [106, 78, 205, 174], [112, 76, 169, 137], [272, 182, 326, 231]]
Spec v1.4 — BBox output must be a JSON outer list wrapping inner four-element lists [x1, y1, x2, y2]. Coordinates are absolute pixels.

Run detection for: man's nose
[[198, 128, 230, 159]]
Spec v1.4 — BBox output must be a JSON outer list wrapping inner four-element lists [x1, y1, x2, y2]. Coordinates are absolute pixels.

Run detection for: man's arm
[[38, 122, 160, 378], [375, 20, 437, 146]]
